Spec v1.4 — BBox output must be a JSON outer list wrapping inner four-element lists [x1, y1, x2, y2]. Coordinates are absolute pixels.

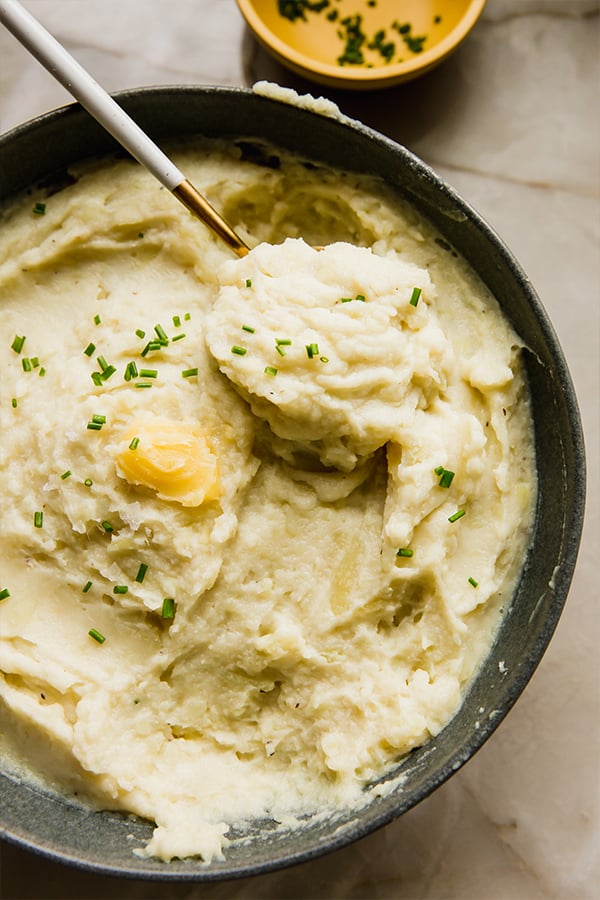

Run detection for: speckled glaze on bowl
[[0, 86, 585, 881]]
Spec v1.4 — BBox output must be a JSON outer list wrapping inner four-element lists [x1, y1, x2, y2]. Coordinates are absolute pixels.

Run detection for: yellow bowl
[[237, 0, 487, 89]]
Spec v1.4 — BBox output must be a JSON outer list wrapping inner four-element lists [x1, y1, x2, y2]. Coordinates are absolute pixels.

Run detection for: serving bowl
[[237, 0, 487, 89], [0, 85, 585, 881]]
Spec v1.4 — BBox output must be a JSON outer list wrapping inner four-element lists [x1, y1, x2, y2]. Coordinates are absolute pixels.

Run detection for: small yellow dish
[[237, 0, 487, 89]]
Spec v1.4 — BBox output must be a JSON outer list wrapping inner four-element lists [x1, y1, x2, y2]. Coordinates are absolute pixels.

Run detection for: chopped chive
[[113, 585, 128, 595], [141, 340, 161, 357], [88, 628, 105, 644], [340, 297, 353, 303], [409, 287, 422, 307], [86, 422, 102, 431], [184, 312, 191, 321], [320, 356, 329, 363], [181, 367, 198, 378], [135, 382, 153, 389], [264, 366, 278, 376], [231, 345, 247, 356], [129, 436, 140, 450], [135, 329, 146, 339], [91, 372, 103, 386], [275, 344, 286, 357], [138, 231, 145, 239], [11, 398, 17, 408], [33, 511, 43, 528], [60, 470, 72, 480], [172, 315, 181, 328], [11, 335, 26, 353], [101, 365, 116, 381], [434, 465, 444, 475], [171, 333, 186, 342], [30, 357, 39, 368], [82, 580, 93, 593], [101, 520, 113, 533], [22, 358, 32, 372], [92, 414, 106, 425], [154, 324, 169, 343], [161, 597, 175, 619], [245, 278, 252, 288], [83, 342, 96, 357], [124, 361, 138, 381], [38, 367, 46, 377], [438, 469, 455, 489], [276, 338, 292, 346], [84, 478, 93, 487], [356, 293, 366, 302], [306, 343, 319, 359], [242, 324, 255, 333], [135, 563, 148, 584], [0, 588, 10, 601], [94, 314, 101, 325], [32, 201, 46, 215], [448, 509, 466, 523], [468, 576, 479, 588], [396, 547, 414, 558], [139, 368, 158, 379], [97, 356, 109, 372]]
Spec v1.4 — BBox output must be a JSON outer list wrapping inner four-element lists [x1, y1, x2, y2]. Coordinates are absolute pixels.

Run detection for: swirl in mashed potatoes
[[0, 138, 535, 862]]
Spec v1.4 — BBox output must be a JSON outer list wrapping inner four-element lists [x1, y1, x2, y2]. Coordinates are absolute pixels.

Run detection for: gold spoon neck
[[172, 179, 250, 258]]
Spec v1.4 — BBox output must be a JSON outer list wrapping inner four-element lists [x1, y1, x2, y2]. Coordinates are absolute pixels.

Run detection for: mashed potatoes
[[0, 138, 536, 862]]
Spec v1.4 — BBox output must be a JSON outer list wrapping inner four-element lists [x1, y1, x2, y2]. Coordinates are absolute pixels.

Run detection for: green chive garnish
[[113, 585, 128, 594], [135, 563, 148, 584], [276, 338, 292, 346], [231, 345, 247, 356], [33, 511, 43, 528], [38, 367, 46, 377], [83, 342, 96, 357], [409, 287, 422, 307], [135, 382, 153, 389], [171, 333, 186, 342], [30, 357, 39, 368], [94, 314, 101, 325], [139, 369, 158, 379], [101, 521, 113, 533], [341, 297, 353, 303], [141, 340, 161, 357], [22, 358, 32, 372], [87, 422, 102, 431], [264, 366, 278, 376], [306, 343, 319, 358], [245, 278, 252, 288], [437, 468, 455, 488], [161, 597, 175, 619], [60, 470, 71, 480], [0, 588, 10, 601], [154, 324, 169, 344], [88, 628, 105, 644], [124, 361, 138, 381], [468, 577, 479, 588], [11, 335, 26, 353], [173, 315, 181, 328], [11, 398, 17, 409], [356, 294, 366, 302], [448, 509, 466, 523], [82, 581, 93, 593], [136, 329, 146, 339], [92, 414, 106, 425], [129, 436, 140, 450], [91, 372, 103, 386], [32, 201, 46, 215], [242, 324, 255, 333], [84, 478, 93, 487], [181, 368, 198, 378], [101, 365, 116, 381], [184, 313, 191, 321], [396, 547, 414, 558]]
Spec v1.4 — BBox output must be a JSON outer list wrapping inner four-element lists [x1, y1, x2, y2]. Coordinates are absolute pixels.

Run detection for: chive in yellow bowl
[[237, 0, 487, 89]]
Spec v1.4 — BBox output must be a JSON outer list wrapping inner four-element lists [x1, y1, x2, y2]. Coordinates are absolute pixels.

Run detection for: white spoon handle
[[0, 0, 250, 256], [0, 0, 182, 188]]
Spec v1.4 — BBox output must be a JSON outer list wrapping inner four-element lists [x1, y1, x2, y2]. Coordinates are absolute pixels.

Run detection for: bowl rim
[[0, 84, 587, 882], [236, 0, 488, 88]]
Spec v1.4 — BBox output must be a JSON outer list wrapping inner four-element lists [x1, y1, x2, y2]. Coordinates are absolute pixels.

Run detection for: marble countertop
[[0, 1, 598, 898]]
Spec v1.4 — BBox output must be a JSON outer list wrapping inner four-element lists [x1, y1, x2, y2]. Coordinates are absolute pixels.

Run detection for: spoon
[[0, 0, 250, 257]]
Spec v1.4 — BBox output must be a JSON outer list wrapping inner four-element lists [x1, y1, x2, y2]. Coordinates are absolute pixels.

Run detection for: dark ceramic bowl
[[0, 86, 585, 881]]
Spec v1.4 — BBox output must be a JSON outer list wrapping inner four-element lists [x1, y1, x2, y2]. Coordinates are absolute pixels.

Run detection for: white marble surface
[[0, 1, 598, 897]]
